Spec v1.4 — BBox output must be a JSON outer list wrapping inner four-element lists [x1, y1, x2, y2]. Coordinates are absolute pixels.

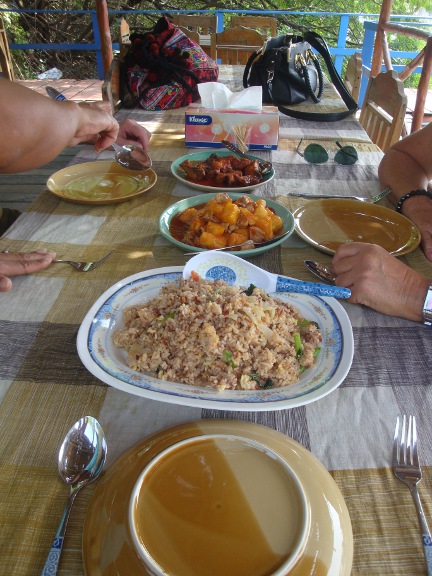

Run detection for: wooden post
[[371, 0, 392, 77], [411, 37, 432, 132], [95, 0, 113, 77]]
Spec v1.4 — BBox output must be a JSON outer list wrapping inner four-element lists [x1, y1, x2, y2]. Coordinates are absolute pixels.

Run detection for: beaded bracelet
[[396, 189, 432, 213]]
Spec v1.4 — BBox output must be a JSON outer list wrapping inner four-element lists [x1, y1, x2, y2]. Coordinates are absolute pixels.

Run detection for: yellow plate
[[47, 160, 157, 205], [293, 198, 421, 256], [82, 420, 353, 576]]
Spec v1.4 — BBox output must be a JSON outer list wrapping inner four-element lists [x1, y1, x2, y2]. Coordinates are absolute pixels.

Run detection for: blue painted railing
[[1, 6, 432, 105]]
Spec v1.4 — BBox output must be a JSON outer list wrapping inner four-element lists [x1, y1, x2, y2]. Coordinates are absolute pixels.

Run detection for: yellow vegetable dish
[[170, 193, 284, 250]]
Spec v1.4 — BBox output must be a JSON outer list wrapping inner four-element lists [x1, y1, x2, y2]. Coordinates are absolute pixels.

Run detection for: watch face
[[423, 285, 432, 325]]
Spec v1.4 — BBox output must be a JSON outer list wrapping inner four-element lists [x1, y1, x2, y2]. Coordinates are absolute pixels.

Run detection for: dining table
[[0, 64, 431, 576]]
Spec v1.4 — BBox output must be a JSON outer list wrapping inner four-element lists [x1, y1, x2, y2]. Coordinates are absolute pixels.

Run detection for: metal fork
[[52, 249, 114, 272], [288, 188, 391, 203], [392, 415, 432, 575]]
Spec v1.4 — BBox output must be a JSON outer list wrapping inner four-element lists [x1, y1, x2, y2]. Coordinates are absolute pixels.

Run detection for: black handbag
[[244, 31, 358, 122]]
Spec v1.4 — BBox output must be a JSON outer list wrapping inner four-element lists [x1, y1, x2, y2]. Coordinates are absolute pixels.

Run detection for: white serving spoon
[[40, 416, 107, 576], [183, 251, 351, 299]]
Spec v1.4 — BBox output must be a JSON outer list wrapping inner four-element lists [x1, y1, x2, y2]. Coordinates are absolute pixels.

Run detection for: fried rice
[[113, 276, 322, 391]]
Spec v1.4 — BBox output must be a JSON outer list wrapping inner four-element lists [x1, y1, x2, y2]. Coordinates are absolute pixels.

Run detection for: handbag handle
[[278, 31, 358, 122]]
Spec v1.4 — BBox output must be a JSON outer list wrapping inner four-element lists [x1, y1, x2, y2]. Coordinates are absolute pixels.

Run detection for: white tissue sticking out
[[198, 83, 262, 110]]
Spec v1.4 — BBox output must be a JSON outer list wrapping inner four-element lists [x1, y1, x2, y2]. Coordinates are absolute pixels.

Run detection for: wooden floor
[[17, 78, 104, 103]]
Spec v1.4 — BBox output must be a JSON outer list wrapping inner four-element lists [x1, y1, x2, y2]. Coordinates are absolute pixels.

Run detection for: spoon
[[183, 251, 350, 299], [112, 142, 152, 171], [304, 260, 337, 285], [221, 139, 273, 175], [40, 416, 107, 576]]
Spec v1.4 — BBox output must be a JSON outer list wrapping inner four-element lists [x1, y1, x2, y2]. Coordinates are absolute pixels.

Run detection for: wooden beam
[[371, 0, 393, 76], [95, 0, 113, 77], [411, 38, 432, 132], [398, 49, 425, 82]]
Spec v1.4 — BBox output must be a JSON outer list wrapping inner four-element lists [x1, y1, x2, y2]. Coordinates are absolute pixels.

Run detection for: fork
[[392, 415, 432, 575], [288, 188, 391, 203], [52, 249, 114, 272]]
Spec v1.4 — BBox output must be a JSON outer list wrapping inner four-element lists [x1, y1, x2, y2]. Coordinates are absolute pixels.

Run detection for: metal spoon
[[304, 260, 337, 285], [112, 142, 152, 171], [184, 251, 350, 299], [221, 139, 273, 175], [40, 416, 107, 576]]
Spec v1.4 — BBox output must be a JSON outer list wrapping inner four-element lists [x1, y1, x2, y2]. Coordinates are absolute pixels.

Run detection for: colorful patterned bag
[[120, 17, 219, 110]]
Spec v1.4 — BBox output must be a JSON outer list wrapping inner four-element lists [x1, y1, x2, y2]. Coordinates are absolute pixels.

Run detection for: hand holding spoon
[[112, 142, 152, 171], [40, 416, 107, 576], [184, 251, 350, 299]]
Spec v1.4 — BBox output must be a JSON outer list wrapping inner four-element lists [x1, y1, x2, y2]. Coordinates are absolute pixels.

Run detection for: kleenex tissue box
[[184, 104, 280, 150]]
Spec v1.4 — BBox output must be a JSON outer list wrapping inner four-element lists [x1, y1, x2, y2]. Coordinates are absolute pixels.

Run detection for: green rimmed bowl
[[158, 193, 295, 257]]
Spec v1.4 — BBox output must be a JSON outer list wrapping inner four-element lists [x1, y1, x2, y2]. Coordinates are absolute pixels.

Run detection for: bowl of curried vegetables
[[158, 192, 295, 256]]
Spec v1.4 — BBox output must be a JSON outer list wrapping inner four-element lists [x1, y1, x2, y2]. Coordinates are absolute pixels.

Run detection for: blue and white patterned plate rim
[[76, 267, 354, 411]]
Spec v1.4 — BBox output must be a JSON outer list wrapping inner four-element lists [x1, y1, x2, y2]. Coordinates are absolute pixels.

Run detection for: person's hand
[[117, 119, 151, 151], [331, 243, 430, 321], [72, 102, 119, 151], [0, 249, 56, 292], [398, 196, 432, 262]]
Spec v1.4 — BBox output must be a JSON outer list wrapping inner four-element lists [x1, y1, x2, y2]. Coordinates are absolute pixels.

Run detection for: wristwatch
[[423, 284, 432, 326]]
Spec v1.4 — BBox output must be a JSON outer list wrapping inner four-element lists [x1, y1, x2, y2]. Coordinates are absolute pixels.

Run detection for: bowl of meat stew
[[158, 192, 295, 256], [170, 150, 275, 193]]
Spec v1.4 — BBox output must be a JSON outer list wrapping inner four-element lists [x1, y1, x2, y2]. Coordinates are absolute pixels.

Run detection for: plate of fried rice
[[77, 267, 354, 411]]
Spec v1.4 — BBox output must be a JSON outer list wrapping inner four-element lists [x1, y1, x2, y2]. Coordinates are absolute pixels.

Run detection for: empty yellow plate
[[47, 160, 157, 205], [293, 198, 421, 256]]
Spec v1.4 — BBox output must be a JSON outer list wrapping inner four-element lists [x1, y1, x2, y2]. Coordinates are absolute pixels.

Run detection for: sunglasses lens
[[303, 144, 329, 164], [334, 145, 358, 165]]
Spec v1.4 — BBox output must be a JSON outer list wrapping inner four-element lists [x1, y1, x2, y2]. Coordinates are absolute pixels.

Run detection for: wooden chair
[[0, 17, 15, 81], [229, 16, 277, 38], [172, 14, 217, 59], [344, 52, 362, 103], [359, 70, 407, 152], [178, 26, 201, 45], [213, 26, 266, 65]]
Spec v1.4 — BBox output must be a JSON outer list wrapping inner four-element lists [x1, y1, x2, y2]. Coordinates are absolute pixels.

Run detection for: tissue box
[[185, 104, 279, 150]]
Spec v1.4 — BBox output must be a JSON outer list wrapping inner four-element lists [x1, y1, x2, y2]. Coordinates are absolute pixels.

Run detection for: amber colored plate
[[82, 420, 353, 576], [293, 198, 421, 256], [47, 160, 157, 205]]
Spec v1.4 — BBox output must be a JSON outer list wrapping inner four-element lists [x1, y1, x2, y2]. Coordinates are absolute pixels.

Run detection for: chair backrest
[[213, 26, 266, 65], [178, 26, 200, 44], [172, 15, 217, 59], [229, 16, 277, 38], [359, 70, 407, 152], [0, 17, 15, 81], [344, 52, 362, 103]]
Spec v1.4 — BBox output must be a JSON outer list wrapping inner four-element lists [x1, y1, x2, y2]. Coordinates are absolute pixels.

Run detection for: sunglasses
[[296, 139, 358, 165]]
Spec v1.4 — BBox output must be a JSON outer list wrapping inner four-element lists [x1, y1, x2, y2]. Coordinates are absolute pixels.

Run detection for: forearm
[[378, 149, 430, 204], [0, 79, 118, 173]]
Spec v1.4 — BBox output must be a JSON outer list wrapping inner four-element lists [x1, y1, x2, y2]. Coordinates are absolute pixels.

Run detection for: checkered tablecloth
[[0, 66, 431, 575]]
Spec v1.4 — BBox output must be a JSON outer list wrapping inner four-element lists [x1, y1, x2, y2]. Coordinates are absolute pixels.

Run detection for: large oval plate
[[77, 267, 354, 411], [47, 160, 157, 205], [293, 198, 421, 256], [158, 193, 295, 256], [171, 150, 275, 192]]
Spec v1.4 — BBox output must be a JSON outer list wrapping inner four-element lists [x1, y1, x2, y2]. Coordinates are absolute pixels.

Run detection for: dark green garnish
[[243, 284, 257, 296], [250, 373, 260, 383], [313, 346, 321, 358], [258, 378, 274, 389], [223, 350, 238, 369], [299, 365, 306, 374]]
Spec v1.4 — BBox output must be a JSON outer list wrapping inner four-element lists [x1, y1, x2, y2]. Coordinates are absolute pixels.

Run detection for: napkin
[[198, 82, 262, 110]]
